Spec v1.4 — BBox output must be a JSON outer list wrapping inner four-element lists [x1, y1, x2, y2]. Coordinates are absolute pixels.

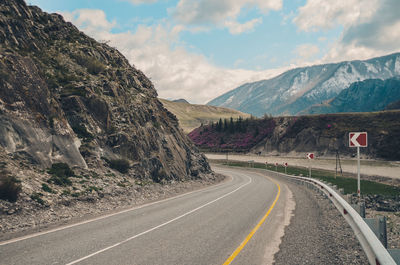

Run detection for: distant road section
[[206, 153, 400, 180], [1, 166, 292, 265]]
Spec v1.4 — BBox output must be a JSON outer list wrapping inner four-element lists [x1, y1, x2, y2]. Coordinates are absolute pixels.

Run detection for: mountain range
[[302, 77, 400, 114], [208, 53, 400, 116]]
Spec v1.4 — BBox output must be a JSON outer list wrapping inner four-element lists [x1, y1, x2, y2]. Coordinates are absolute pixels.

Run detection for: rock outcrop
[[0, 0, 211, 183]]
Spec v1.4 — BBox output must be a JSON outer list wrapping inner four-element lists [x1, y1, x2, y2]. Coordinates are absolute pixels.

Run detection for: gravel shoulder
[[273, 178, 369, 265]]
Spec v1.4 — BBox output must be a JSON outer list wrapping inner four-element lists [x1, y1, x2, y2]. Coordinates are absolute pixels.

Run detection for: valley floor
[[206, 153, 400, 181]]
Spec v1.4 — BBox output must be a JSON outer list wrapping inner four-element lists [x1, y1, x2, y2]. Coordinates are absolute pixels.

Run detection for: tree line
[[205, 116, 256, 133]]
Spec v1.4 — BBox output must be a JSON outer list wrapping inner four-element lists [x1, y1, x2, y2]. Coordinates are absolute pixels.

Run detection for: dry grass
[[159, 98, 251, 133]]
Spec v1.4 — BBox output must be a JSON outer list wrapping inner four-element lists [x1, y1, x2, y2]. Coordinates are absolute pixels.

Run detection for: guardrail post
[[379, 216, 387, 249], [388, 249, 400, 264], [360, 202, 365, 218], [351, 202, 365, 218], [364, 216, 387, 248]]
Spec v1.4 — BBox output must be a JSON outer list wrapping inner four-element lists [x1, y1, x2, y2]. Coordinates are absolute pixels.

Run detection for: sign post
[[283, 162, 288, 174], [349, 132, 368, 198], [275, 162, 278, 172], [306, 153, 314, 178]]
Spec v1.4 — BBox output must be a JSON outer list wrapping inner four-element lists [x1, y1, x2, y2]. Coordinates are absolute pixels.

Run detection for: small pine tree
[[222, 119, 227, 131], [217, 118, 223, 131], [229, 117, 234, 133]]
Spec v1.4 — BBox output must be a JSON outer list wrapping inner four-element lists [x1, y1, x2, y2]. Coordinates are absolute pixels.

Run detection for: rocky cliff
[[0, 0, 213, 204]]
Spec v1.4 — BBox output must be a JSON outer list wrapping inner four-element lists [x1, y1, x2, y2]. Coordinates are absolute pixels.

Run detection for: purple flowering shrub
[[188, 118, 276, 151]]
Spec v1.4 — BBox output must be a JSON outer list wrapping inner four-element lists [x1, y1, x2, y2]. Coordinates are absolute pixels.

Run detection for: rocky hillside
[[159, 98, 251, 133], [208, 53, 400, 116], [303, 77, 400, 114], [189, 111, 400, 160], [0, 0, 213, 211]]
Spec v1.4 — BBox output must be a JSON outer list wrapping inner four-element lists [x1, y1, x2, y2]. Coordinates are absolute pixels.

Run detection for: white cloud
[[171, 0, 282, 34], [293, 0, 379, 32], [58, 9, 287, 104], [295, 44, 320, 61], [294, 0, 400, 64], [224, 17, 262, 35], [61, 9, 116, 34]]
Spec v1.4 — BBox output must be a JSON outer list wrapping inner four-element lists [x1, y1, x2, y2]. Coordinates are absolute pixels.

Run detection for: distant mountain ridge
[[159, 98, 251, 133], [302, 77, 400, 114], [208, 53, 400, 116], [172, 98, 189, 104]]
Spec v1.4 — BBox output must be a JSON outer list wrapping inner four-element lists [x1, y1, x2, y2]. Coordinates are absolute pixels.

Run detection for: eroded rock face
[[0, 0, 211, 181]]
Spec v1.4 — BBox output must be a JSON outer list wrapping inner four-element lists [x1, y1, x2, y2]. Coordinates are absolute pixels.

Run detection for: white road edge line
[[0, 174, 232, 246], [66, 174, 252, 265]]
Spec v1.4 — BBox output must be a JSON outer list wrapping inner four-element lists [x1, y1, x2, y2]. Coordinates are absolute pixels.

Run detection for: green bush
[[72, 53, 105, 75], [30, 192, 45, 205], [109, 159, 130, 174], [42, 183, 55, 193], [47, 163, 74, 186], [0, 172, 22, 202]]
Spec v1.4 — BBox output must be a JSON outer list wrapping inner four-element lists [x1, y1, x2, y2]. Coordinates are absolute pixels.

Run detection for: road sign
[[306, 153, 314, 159], [275, 162, 278, 166], [349, 132, 367, 198], [283, 162, 288, 167], [349, 132, 367, 147]]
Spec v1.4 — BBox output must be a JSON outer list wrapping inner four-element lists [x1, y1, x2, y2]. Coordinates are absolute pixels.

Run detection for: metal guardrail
[[271, 170, 397, 265]]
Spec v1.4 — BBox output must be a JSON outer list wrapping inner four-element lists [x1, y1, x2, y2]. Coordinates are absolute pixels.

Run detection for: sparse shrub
[[86, 58, 106, 75], [117, 182, 126, 187], [71, 192, 81, 197], [0, 172, 22, 202], [30, 192, 45, 205], [86, 186, 100, 192], [109, 159, 130, 174], [71, 53, 105, 75], [0, 162, 6, 169], [42, 183, 55, 193], [47, 163, 74, 186]]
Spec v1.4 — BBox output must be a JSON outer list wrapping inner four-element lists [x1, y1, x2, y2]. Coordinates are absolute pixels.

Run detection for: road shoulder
[[273, 178, 369, 264]]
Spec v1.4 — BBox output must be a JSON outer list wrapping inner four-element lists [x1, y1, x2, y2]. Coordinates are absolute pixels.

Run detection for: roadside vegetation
[[189, 116, 275, 152], [211, 159, 400, 197], [0, 170, 22, 202], [47, 163, 75, 186], [189, 111, 400, 160]]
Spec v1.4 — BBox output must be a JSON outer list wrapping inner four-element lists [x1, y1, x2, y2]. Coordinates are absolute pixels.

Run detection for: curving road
[[0, 166, 292, 265]]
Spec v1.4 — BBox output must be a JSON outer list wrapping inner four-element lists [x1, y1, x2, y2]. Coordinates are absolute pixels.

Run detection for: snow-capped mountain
[[207, 53, 400, 116], [301, 77, 400, 114]]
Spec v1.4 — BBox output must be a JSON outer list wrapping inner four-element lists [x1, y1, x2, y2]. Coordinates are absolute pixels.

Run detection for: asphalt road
[[0, 166, 291, 265]]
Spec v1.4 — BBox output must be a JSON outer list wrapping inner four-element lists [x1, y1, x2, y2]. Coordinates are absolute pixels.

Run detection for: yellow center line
[[222, 173, 281, 265]]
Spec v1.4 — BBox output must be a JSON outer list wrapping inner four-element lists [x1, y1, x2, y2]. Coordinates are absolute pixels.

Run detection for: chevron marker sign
[[349, 132, 368, 147]]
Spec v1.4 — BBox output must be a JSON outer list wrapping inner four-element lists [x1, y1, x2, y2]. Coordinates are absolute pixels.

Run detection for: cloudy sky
[[28, 0, 400, 103]]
